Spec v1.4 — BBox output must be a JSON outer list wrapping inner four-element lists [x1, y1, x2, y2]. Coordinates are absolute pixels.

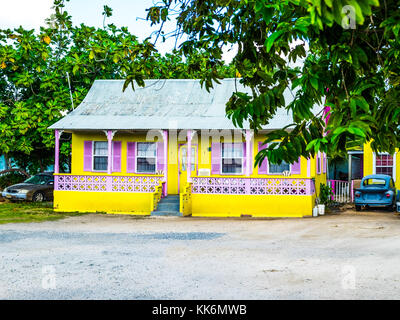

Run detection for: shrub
[[0, 171, 27, 191], [319, 183, 334, 205]]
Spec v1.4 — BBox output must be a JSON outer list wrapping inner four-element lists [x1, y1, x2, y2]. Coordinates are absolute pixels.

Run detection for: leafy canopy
[[144, 0, 400, 164], [0, 0, 234, 173]]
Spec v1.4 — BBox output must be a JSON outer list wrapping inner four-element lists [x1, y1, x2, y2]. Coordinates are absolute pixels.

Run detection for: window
[[181, 146, 196, 172], [363, 178, 386, 187], [267, 143, 290, 174], [268, 161, 290, 174], [221, 143, 243, 174], [375, 154, 393, 177], [136, 142, 156, 173], [93, 141, 108, 171]]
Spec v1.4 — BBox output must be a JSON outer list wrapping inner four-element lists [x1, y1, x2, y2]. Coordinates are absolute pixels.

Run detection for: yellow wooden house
[[49, 79, 326, 217]]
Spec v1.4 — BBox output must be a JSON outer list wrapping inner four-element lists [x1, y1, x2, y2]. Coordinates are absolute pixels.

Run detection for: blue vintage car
[[355, 174, 397, 211]]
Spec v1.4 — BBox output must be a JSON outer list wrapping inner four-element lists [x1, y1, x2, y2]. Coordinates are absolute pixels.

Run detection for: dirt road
[[1, 210, 400, 299]]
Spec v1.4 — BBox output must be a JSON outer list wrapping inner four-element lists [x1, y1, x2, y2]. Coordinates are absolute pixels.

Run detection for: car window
[[363, 178, 386, 187], [390, 179, 395, 188], [24, 175, 51, 185]]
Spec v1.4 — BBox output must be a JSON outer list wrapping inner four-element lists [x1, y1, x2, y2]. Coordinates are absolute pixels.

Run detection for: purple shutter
[[317, 153, 321, 174], [211, 143, 221, 174], [258, 142, 268, 174], [250, 139, 254, 175], [323, 153, 327, 173], [157, 141, 164, 173], [291, 157, 301, 174], [112, 141, 122, 172], [83, 141, 92, 172], [127, 142, 136, 173], [242, 142, 247, 175]]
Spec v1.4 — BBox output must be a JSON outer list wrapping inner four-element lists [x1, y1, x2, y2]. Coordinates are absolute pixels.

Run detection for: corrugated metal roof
[[49, 78, 322, 130]]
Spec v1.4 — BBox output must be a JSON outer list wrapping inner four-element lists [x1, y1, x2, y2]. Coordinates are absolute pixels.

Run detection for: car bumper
[[1, 191, 28, 200], [355, 199, 393, 206]]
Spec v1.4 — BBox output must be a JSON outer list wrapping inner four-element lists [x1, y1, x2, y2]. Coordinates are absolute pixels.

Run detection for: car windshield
[[24, 175, 50, 185], [363, 178, 387, 187]]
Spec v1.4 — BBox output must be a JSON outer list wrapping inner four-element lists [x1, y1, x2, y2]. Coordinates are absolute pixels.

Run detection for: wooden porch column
[[245, 129, 252, 176], [54, 129, 61, 174], [107, 130, 113, 174], [187, 130, 192, 182], [163, 130, 168, 196]]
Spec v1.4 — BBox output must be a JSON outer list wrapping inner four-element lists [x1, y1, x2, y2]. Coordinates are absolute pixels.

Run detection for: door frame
[[178, 143, 198, 193]]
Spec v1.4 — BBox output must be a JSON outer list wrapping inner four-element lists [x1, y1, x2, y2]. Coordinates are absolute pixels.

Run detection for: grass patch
[[0, 201, 86, 224]]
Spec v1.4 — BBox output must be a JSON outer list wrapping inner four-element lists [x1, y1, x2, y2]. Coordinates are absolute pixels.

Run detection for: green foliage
[[0, 171, 26, 190], [0, 201, 86, 224], [144, 0, 400, 164], [319, 183, 334, 205], [0, 0, 234, 174]]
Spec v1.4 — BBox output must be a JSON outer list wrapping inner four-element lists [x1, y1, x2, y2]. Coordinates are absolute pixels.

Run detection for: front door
[[178, 144, 197, 193]]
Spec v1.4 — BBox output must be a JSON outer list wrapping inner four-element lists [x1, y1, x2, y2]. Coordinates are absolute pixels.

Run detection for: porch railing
[[180, 183, 192, 216], [327, 180, 354, 203], [191, 177, 315, 195], [54, 174, 163, 193]]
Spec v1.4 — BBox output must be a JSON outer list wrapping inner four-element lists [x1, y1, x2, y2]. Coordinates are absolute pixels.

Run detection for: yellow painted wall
[[363, 142, 400, 187], [54, 190, 152, 215]]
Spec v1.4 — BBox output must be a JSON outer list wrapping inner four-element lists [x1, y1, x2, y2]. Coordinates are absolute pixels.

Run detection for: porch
[[53, 173, 164, 214], [181, 177, 316, 217]]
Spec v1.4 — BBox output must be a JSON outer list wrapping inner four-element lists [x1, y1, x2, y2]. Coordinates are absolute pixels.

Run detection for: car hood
[[6, 183, 39, 191]]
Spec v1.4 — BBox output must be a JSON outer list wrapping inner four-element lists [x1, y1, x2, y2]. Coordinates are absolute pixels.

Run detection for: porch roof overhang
[[49, 79, 324, 131]]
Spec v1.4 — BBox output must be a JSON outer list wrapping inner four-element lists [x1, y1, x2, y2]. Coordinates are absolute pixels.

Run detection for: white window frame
[[265, 142, 291, 175], [180, 145, 197, 173], [136, 142, 157, 174], [220, 143, 244, 175], [373, 152, 396, 181], [92, 141, 108, 172], [267, 159, 291, 175]]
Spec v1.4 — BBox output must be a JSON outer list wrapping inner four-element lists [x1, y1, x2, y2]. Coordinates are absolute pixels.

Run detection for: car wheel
[[355, 205, 362, 211], [32, 192, 45, 202]]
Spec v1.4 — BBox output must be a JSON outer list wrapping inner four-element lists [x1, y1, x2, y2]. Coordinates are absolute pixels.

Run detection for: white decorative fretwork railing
[[191, 177, 315, 195], [55, 175, 163, 193]]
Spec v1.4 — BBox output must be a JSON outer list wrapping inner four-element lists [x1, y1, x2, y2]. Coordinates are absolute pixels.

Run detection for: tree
[[0, 0, 235, 175], [144, 0, 400, 165]]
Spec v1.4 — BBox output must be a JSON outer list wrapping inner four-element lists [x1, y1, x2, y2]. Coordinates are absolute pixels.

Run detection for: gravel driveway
[[1, 210, 400, 299]]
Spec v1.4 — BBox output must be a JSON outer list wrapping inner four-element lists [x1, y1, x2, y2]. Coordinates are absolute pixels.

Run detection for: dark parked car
[[1, 172, 54, 202], [354, 174, 397, 211]]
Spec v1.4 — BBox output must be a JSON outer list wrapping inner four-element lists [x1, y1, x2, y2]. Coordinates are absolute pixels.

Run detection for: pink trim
[[163, 130, 168, 196], [191, 177, 314, 195], [258, 142, 268, 174], [54, 130, 60, 174], [126, 142, 136, 173], [55, 174, 162, 193], [83, 141, 93, 172], [112, 141, 122, 172], [187, 130, 192, 182], [291, 157, 301, 174], [245, 130, 251, 176], [107, 130, 112, 174]]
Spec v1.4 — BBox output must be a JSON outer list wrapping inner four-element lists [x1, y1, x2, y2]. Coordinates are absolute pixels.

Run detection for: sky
[[0, 0, 236, 61]]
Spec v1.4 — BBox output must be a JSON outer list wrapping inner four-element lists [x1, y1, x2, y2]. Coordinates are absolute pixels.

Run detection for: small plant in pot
[[317, 183, 334, 215]]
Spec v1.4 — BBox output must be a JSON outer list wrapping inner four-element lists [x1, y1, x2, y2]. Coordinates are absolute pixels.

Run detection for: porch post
[[245, 130, 251, 176], [348, 153, 352, 201], [187, 130, 192, 182], [54, 129, 60, 174], [163, 130, 168, 196], [107, 130, 112, 174]]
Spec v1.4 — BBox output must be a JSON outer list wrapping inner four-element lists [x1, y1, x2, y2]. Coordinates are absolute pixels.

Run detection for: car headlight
[[18, 189, 29, 194]]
